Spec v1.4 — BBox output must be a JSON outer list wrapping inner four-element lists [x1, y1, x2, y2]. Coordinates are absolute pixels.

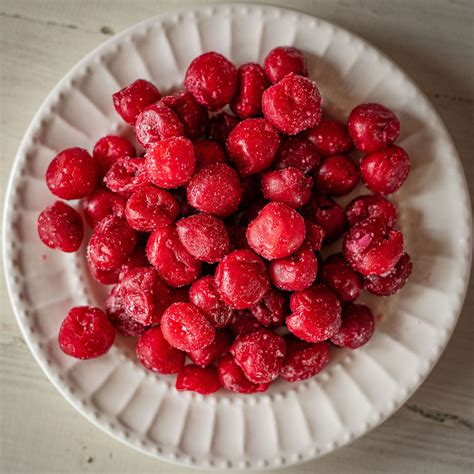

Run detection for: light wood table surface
[[1, 1, 473, 473]]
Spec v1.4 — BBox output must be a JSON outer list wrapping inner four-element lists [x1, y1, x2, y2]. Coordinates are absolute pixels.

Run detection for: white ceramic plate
[[3, 3, 472, 470]]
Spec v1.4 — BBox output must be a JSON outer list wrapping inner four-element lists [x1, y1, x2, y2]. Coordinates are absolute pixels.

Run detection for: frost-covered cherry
[[365, 252, 412, 296], [93, 135, 136, 176], [321, 253, 363, 302], [345, 194, 397, 229], [104, 157, 149, 198], [83, 188, 126, 228], [188, 329, 231, 367], [330, 304, 375, 349], [315, 154, 359, 197], [176, 365, 222, 394], [264, 46, 308, 83], [306, 118, 353, 156], [218, 354, 269, 393], [274, 136, 321, 173]]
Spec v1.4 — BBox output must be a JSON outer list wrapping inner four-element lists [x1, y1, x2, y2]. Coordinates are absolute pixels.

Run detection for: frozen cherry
[[105, 285, 147, 337], [274, 136, 321, 173], [214, 250, 269, 309], [261, 167, 313, 209], [185, 52, 237, 110], [287, 284, 342, 343], [136, 326, 185, 374], [187, 163, 242, 217], [231, 63, 270, 119], [262, 73, 322, 135], [135, 102, 184, 148], [348, 103, 400, 153], [87, 215, 137, 271], [83, 188, 126, 228], [226, 118, 280, 176], [161, 302, 215, 351], [119, 267, 171, 325], [230, 329, 286, 384], [343, 217, 404, 276], [37, 201, 84, 252], [249, 288, 287, 327], [87, 253, 119, 285], [360, 145, 410, 195], [189, 276, 233, 328], [345, 194, 397, 229], [176, 365, 222, 394], [208, 112, 239, 144], [193, 140, 227, 170], [176, 213, 229, 263], [230, 311, 263, 336], [306, 118, 353, 156], [246, 202, 306, 260], [125, 185, 180, 232], [46, 147, 99, 200], [321, 253, 363, 302], [145, 136, 196, 189], [188, 329, 231, 367], [217, 354, 269, 393], [365, 252, 412, 296], [104, 157, 149, 198], [146, 226, 202, 287], [304, 220, 325, 251], [303, 195, 347, 242], [268, 244, 318, 291], [59, 306, 115, 359], [264, 46, 308, 84], [93, 135, 136, 176], [331, 303, 375, 349], [112, 79, 161, 125], [280, 336, 330, 382], [315, 154, 359, 197], [161, 90, 208, 140], [118, 245, 150, 280]]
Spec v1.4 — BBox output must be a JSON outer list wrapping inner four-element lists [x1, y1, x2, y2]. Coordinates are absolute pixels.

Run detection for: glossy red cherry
[[321, 253, 363, 302], [176, 365, 222, 394], [306, 118, 353, 156], [218, 354, 269, 393], [315, 154, 359, 197], [365, 252, 412, 296]]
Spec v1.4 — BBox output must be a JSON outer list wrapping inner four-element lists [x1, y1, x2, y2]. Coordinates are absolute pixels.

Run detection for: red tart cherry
[[146, 226, 202, 287], [136, 326, 185, 374], [161, 302, 215, 351], [321, 253, 363, 302], [287, 284, 342, 343], [330, 303, 375, 349], [113, 79, 161, 125], [226, 118, 280, 176], [46, 147, 99, 200], [37, 201, 84, 252], [304, 220, 325, 251], [360, 145, 410, 195], [87, 253, 120, 285], [104, 157, 149, 198], [315, 154, 359, 197], [145, 136, 196, 189], [59, 306, 115, 359], [187, 163, 242, 217], [261, 167, 313, 209], [365, 252, 412, 296], [217, 354, 269, 393], [348, 103, 400, 153], [176, 213, 229, 263], [93, 135, 136, 176], [125, 185, 180, 232], [230, 329, 286, 384], [189, 276, 234, 328], [161, 90, 209, 140], [176, 365, 222, 394], [87, 215, 137, 271], [83, 188, 126, 228], [280, 336, 330, 382], [342, 217, 404, 276], [193, 140, 227, 170], [246, 202, 306, 260], [268, 244, 318, 291], [214, 250, 269, 309], [345, 194, 397, 229], [274, 136, 321, 173], [231, 63, 270, 119], [208, 112, 239, 144], [188, 329, 231, 367], [264, 46, 308, 84], [135, 102, 184, 148], [249, 288, 287, 327], [306, 118, 353, 156], [118, 267, 171, 325], [185, 52, 237, 110], [262, 73, 322, 135]]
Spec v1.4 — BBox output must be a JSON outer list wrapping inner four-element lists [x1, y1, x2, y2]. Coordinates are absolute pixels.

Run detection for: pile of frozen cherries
[[37, 46, 412, 395]]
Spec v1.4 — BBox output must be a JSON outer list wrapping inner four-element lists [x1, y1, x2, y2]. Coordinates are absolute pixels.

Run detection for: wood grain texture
[[0, 1, 472, 473]]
